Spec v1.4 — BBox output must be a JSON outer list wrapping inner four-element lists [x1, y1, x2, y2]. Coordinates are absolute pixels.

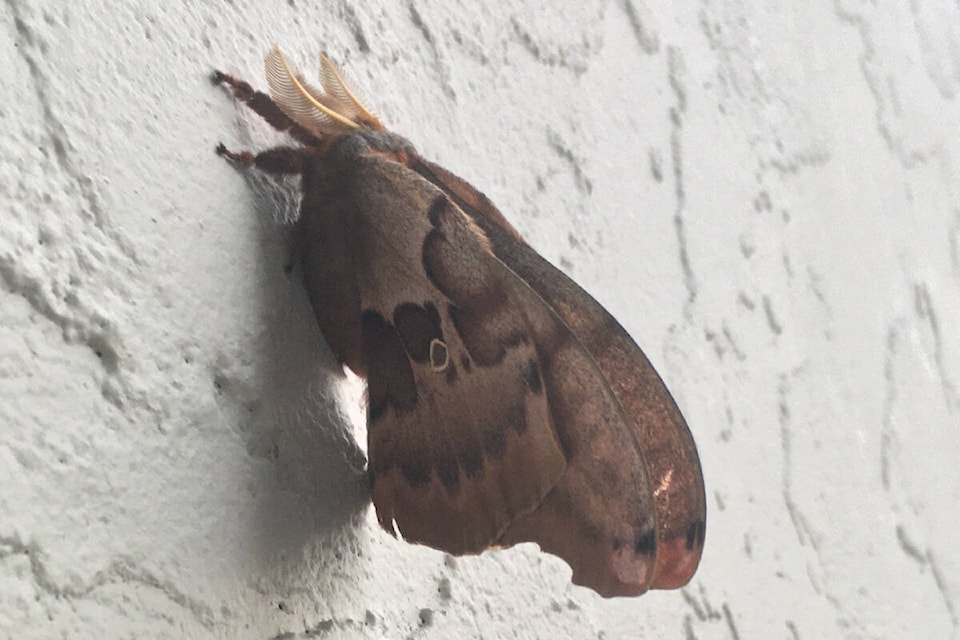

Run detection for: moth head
[[264, 46, 385, 137]]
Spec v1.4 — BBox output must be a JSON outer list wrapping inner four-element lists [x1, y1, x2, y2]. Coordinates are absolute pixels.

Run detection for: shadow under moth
[[214, 47, 705, 598]]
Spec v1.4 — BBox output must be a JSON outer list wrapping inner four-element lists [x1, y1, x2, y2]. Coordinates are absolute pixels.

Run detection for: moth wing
[[411, 157, 706, 593], [313, 149, 567, 554]]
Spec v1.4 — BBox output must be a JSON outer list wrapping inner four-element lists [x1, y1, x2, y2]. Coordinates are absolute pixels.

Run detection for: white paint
[[2, 1, 958, 638]]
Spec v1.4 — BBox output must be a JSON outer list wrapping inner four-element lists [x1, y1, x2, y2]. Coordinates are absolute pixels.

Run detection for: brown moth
[[213, 47, 705, 597]]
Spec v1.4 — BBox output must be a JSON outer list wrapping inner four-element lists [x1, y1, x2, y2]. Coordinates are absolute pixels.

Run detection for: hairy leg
[[212, 70, 321, 146], [216, 143, 307, 176]]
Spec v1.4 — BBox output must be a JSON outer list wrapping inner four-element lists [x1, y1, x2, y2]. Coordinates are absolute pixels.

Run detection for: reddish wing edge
[[409, 158, 706, 590]]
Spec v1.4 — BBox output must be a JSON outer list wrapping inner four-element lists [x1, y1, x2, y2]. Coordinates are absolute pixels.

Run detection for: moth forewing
[[410, 157, 706, 590]]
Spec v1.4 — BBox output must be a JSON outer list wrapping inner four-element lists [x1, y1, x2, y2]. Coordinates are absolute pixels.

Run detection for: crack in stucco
[[779, 378, 814, 551], [880, 325, 899, 491], [7, 3, 136, 260], [680, 585, 746, 638], [509, 16, 593, 75], [805, 267, 831, 317], [0, 534, 216, 627], [621, 0, 660, 55], [913, 282, 959, 411], [893, 528, 959, 627], [0, 258, 120, 376], [721, 324, 746, 361], [928, 551, 959, 628], [703, 324, 745, 362], [681, 585, 723, 623], [906, 0, 960, 101], [832, 2, 940, 169], [786, 619, 801, 639], [895, 524, 926, 563], [777, 372, 851, 626], [545, 129, 593, 196], [406, 2, 456, 100], [408, 3, 434, 45], [267, 614, 373, 639], [762, 295, 783, 336], [3, 1, 136, 389], [765, 147, 832, 175], [881, 325, 959, 629], [722, 603, 741, 640], [667, 46, 697, 310], [0, 1, 175, 426], [950, 209, 960, 276], [338, 2, 370, 53]]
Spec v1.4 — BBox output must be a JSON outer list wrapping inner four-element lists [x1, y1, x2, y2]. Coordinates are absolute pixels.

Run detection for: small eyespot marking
[[429, 338, 449, 372]]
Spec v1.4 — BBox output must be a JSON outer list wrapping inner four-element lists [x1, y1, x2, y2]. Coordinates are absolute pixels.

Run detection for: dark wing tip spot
[[686, 519, 706, 550], [634, 528, 657, 555]]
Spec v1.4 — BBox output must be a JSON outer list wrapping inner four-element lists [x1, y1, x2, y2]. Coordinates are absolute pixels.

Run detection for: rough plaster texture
[[2, 0, 959, 638]]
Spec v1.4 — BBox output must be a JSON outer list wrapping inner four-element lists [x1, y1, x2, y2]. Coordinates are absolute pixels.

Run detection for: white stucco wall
[[2, 1, 958, 638]]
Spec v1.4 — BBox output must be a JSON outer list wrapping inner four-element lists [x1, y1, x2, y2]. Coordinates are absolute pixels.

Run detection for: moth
[[214, 48, 705, 597]]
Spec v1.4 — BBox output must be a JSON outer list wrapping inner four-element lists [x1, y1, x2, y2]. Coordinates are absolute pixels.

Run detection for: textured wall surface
[[2, 1, 959, 638]]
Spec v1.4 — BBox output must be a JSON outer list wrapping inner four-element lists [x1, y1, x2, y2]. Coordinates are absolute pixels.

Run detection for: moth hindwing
[[214, 47, 705, 597]]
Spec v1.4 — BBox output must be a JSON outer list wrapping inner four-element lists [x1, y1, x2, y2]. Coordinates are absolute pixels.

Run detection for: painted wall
[[2, 1, 958, 638]]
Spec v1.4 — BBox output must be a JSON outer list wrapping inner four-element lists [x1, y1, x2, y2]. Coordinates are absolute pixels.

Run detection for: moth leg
[[211, 70, 320, 146], [216, 143, 306, 176]]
